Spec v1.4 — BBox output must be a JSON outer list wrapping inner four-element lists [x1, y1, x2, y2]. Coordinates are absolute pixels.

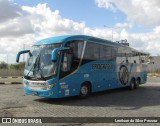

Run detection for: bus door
[[58, 41, 84, 96]]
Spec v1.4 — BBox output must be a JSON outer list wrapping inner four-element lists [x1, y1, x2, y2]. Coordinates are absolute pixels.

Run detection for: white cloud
[[0, 17, 34, 37], [22, 4, 87, 38], [22, 3, 117, 40], [119, 27, 160, 55], [0, 34, 34, 58], [1, 0, 160, 63], [95, 0, 160, 55], [0, 0, 27, 22], [0, 0, 34, 37], [95, 0, 116, 12], [115, 22, 132, 28], [119, 29, 129, 40], [1, 2, 114, 63], [95, 0, 160, 27]]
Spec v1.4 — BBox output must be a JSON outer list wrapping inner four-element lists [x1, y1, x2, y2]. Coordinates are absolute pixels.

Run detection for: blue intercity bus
[[16, 35, 150, 98]]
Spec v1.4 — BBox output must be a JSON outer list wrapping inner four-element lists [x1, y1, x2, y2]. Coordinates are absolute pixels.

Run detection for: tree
[[0, 61, 8, 69], [10, 62, 25, 70]]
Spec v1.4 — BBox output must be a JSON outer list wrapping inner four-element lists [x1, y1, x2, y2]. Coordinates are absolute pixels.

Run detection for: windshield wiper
[[25, 55, 40, 80], [37, 65, 46, 80], [35, 54, 47, 81]]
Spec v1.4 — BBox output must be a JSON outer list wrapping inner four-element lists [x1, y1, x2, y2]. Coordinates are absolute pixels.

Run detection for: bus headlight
[[23, 79, 29, 87], [23, 78, 57, 90], [47, 83, 57, 89]]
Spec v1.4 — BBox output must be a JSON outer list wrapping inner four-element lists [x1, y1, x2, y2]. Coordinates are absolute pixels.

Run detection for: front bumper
[[24, 86, 58, 98]]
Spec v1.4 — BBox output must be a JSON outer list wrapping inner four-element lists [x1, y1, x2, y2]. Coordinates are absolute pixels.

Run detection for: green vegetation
[[0, 61, 25, 76], [0, 61, 8, 69], [0, 61, 25, 70], [10, 62, 25, 70]]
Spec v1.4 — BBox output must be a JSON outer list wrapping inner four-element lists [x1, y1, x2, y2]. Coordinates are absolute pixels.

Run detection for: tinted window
[[100, 45, 108, 60], [59, 41, 84, 79], [83, 42, 100, 60], [100, 45, 115, 61], [82, 42, 117, 64], [66, 41, 84, 59], [111, 47, 118, 61]]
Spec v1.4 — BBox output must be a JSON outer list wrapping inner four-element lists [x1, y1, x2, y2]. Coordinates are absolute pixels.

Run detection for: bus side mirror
[[51, 47, 70, 62], [16, 50, 30, 63], [51, 48, 59, 62]]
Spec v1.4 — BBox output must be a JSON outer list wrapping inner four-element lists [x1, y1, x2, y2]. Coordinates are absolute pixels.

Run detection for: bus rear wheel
[[135, 78, 140, 89], [79, 83, 91, 98], [129, 78, 136, 90]]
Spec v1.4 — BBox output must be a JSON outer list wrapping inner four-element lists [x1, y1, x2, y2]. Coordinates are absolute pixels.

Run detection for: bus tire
[[129, 78, 135, 90], [79, 83, 91, 98], [135, 78, 140, 89]]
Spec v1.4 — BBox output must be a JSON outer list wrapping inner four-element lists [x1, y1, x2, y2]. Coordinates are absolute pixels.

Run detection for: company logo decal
[[119, 65, 129, 85], [92, 64, 112, 70]]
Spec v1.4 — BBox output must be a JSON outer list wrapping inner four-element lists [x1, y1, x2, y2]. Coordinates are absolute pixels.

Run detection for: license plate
[[32, 91, 38, 95]]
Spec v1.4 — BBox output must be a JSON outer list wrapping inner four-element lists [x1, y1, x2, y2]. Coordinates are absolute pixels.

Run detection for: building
[[147, 56, 160, 72]]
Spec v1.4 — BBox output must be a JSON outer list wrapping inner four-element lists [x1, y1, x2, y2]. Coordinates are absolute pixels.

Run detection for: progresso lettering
[[92, 64, 113, 70]]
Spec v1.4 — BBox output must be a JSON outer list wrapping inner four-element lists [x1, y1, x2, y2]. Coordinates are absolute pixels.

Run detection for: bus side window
[[61, 53, 73, 72], [59, 41, 84, 79]]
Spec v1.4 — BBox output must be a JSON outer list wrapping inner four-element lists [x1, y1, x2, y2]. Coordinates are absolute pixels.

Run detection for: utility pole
[[7, 54, 8, 76], [111, 29, 113, 42], [104, 25, 121, 42], [104, 25, 114, 41]]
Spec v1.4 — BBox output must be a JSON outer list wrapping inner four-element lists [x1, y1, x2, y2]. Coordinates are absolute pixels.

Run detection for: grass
[[148, 73, 160, 77]]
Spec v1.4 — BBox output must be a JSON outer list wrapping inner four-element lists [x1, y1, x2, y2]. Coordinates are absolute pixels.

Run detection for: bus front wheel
[[79, 83, 91, 98]]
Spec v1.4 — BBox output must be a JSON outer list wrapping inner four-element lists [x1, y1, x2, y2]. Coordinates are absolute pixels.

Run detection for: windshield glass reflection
[[24, 44, 61, 80]]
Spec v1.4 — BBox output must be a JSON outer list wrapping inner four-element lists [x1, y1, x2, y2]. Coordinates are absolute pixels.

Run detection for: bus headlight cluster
[[23, 79, 29, 87], [47, 83, 57, 89], [23, 78, 56, 90], [42, 83, 56, 90]]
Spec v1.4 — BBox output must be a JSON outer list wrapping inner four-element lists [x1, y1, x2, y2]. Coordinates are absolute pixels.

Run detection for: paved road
[[0, 77, 160, 125], [0, 76, 22, 84]]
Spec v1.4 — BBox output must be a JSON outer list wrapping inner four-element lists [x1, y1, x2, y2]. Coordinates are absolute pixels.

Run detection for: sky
[[0, 0, 160, 63]]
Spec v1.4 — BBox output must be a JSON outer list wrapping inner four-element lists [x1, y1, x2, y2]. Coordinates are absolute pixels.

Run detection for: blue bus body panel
[[34, 35, 92, 45], [23, 35, 148, 98], [24, 61, 119, 98], [58, 61, 118, 97], [23, 62, 147, 98]]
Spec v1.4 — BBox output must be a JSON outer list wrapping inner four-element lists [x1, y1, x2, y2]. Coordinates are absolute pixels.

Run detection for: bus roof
[[34, 35, 126, 46], [34, 35, 149, 55], [34, 35, 92, 45]]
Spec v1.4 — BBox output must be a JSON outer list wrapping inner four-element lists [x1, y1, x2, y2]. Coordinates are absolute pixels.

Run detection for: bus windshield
[[24, 43, 61, 80]]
